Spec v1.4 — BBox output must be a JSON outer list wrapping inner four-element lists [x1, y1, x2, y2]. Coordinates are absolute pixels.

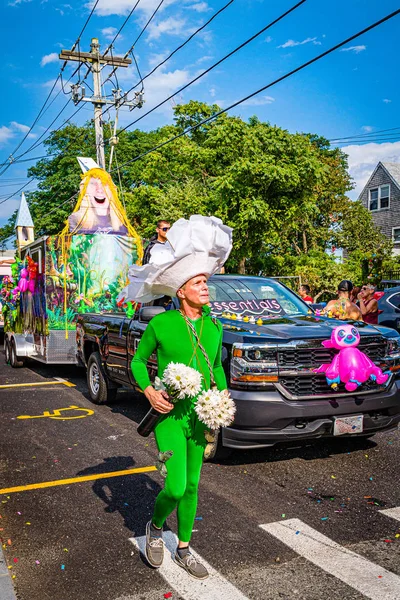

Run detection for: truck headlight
[[230, 344, 278, 387]]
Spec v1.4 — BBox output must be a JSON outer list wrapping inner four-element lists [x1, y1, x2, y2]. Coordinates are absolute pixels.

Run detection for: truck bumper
[[222, 379, 400, 449]]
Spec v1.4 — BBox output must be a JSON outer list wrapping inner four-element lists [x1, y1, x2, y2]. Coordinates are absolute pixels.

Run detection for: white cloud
[[187, 2, 210, 11], [265, 36, 273, 43], [242, 95, 275, 106], [147, 17, 187, 40], [86, 0, 178, 17], [8, 0, 32, 6], [278, 37, 321, 49], [362, 125, 373, 133], [340, 45, 366, 54], [118, 64, 192, 127], [0, 126, 14, 145], [383, 98, 392, 104], [209, 87, 216, 97], [148, 51, 170, 68], [342, 141, 400, 199], [40, 53, 59, 67], [196, 55, 213, 64], [101, 26, 120, 40], [10, 122, 37, 139], [10, 121, 30, 133]]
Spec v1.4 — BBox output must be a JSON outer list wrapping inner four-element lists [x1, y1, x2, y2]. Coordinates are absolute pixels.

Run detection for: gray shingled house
[[358, 162, 400, 255]]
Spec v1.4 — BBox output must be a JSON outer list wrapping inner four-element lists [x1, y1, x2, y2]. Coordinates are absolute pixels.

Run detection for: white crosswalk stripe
[[130, 531, 249, 600], [260, 518, 400, 600], [380, 506, 400, 522]]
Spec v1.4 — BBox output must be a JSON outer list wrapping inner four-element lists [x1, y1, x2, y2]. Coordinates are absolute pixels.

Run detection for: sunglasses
[[160, 226, 170, 232]]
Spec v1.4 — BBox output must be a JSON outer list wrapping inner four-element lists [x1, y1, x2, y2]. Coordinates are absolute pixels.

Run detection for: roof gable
[[357, 161, 400, 201]]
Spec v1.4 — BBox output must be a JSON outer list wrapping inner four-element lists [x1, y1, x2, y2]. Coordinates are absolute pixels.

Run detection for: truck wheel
[[87, 351, 117, 405], [10, 340, 24, 368], [4, 339, 10, 364]]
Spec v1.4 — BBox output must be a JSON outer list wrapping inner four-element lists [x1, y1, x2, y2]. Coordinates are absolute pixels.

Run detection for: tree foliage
[[1, 101, 394, 293]]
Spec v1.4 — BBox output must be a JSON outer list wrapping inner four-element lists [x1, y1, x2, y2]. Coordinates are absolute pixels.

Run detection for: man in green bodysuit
[[132, 272, 227, 579]]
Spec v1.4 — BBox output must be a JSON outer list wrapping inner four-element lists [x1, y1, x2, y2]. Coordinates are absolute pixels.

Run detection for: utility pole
[[59, 38, 144, 170]]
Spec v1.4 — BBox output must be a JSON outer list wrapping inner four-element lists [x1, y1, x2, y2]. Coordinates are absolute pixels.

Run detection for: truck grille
[[277, 337, 387, 369], [277, 337, 389, 399], [278, 375, 388, 398]]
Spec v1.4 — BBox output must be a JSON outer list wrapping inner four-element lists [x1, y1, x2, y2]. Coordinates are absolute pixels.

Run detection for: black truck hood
[[220, 314, 384, 344]]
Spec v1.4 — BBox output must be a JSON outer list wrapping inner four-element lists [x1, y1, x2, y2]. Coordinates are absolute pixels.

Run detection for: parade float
[[2, 159, 142, 366]]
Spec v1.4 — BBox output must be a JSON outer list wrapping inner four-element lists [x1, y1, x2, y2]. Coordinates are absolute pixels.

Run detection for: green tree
[[0, 100, 393, 295]]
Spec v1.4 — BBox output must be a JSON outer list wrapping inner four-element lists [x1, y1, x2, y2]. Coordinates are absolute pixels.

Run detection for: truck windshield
[[208, 277, 309, 318]]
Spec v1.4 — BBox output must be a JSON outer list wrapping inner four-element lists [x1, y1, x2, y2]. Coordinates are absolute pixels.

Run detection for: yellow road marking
[[0, 381, 75, 389], [17, 405, 94, 420], [0, 466, 157, 495]]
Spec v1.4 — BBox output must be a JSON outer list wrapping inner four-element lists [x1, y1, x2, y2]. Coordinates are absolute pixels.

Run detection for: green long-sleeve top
[[131, 306, 227, 393]]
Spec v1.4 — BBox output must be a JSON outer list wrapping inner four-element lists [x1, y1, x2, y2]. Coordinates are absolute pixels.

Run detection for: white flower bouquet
[[137, 362, 203, 437], [157, 362, 203, 401], [194, 388, 236, 430]]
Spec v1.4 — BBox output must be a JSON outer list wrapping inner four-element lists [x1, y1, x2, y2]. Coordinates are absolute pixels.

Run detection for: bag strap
[[181, 313, 216, 387]]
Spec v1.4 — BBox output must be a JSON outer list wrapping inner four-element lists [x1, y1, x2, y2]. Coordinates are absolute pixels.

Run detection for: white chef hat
[[118, 215, 233, 303]]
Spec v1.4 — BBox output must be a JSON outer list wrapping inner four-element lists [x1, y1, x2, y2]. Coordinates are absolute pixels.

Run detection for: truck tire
[[10, 339, 24, 368], [4, 338, 10, 364], [87, 351, 117, 405]]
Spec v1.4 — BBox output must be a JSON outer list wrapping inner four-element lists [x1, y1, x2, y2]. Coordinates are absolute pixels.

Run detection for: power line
[[0, 76, 61, 177], [12, 67, 91, 161], [0, 1, 100, 176], [329, 126, 400, 142], [0, 154, 57, 169], [102, 0, 234, 119], [102, 0, 166, 88], [110, 0, 307, 136], [112, 7, 400, 173], [103, 0, 142, 57]]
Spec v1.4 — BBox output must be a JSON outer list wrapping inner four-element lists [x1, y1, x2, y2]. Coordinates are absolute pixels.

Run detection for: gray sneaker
[[174, 550, 209, 580], [145, 521, 164, 568]]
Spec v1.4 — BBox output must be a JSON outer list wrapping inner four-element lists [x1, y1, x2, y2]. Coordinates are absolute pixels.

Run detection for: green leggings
[[152, 402, 207, 543]]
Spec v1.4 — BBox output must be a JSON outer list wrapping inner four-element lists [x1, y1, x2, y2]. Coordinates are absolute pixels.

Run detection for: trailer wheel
[[4, 338, 10, 364], [10, 340, 24, 368], [87, 351, 117, 404]]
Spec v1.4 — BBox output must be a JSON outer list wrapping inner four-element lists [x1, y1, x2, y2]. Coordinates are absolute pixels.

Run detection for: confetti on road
[[321, 517, 329, 521], [331, 475, 336, 479], [61, 564, 65, 570], [164, 593, 173, 599], [281, 514, 286, 518], [35, 560, 40, 565], [195, 517, 203, 521]]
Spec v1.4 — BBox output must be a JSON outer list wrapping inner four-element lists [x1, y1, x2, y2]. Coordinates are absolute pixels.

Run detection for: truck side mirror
[[139, 306, 165, 322]]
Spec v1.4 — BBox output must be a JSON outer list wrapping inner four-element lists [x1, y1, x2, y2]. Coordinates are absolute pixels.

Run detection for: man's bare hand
[[144, 386, 174, 414]]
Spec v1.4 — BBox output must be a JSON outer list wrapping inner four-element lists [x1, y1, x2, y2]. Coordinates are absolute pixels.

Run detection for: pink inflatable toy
[[314, 325, 389, 392]]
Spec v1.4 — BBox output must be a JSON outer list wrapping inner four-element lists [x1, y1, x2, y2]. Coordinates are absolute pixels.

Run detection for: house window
[[393, 227, 400, 244], [369, 184, 390, 211]]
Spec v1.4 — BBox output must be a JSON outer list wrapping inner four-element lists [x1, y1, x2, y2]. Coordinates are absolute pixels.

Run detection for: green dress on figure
[[131, 306, 227, 542]]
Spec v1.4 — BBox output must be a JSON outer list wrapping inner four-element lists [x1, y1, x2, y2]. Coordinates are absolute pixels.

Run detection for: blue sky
[[0, 0, 399, 230]]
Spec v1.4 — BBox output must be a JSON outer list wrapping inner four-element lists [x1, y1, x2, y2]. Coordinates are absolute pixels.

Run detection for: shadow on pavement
[[214, 435, 378, 467], [76, 455, 162, 537]]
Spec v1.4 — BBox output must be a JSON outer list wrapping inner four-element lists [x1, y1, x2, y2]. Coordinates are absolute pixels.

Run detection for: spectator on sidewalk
[[322, 280, 362, 321], [299, 284, 314, 303], [142, 220, 171, 265], [358, 284, 379, 324]]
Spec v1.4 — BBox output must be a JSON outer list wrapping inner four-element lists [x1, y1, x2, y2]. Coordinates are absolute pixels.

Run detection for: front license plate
[[333, 415, 364, 436]]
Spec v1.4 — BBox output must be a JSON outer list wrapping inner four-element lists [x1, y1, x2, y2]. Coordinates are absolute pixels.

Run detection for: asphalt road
[[1, 355, 400, 600]]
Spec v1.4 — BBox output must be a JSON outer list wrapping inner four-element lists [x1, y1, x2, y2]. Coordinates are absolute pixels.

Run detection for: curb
[[0, 545, 17, 600]]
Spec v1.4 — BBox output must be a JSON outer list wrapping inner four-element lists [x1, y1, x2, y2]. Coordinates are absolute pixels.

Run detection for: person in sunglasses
[[358, 284, 379, 324], [143, 220, 171, 265]]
